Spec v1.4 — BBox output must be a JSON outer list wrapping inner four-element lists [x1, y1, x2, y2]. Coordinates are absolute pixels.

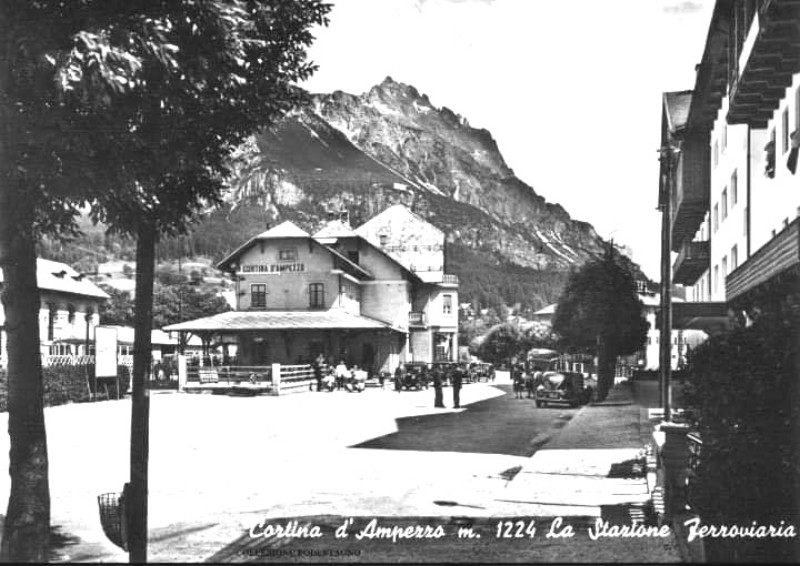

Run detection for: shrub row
[[0, 364, 131, 412], [683, 308, 799, 562]]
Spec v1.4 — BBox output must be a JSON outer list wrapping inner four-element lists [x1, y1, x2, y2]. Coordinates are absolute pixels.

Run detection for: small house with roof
[[164, 205, 459, 373], [0, 258, 109, 364]]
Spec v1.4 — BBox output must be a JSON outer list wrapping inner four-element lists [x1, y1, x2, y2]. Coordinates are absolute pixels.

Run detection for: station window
[[251, 284, 267, 309], [309, 283, 325, 308], [278, 249, 298, 262]]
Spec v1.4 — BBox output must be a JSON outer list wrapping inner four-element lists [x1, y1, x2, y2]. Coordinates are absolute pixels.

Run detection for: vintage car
[[397, 362, 430, 390], [469, 362, 495, 382], [535, 371, 593, 408]]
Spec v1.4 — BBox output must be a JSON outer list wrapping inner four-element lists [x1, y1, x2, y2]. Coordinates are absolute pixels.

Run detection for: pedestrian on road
[[394, 365, 403, 392], [433, 367, 445, 408], [451, 366, 463, 408], [513, 364, 525, 399]]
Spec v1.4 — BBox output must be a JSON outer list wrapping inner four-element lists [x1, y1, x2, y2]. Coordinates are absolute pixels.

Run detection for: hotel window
[[722, 255, 728, 277], [251, 284, 267, 309], [278, 249, 298, 262], [783, 107, 790, 153], [714, 265, 719, 294], [722, 123, 727, 151], [731, 245, 738, 271], [713, 204, 719, 232], [721, 188, 728, 220], [309, 283, 325, 308], [443, 294, 453, 315], [713, 140, 719, 167], [731, 170, 738, 205]]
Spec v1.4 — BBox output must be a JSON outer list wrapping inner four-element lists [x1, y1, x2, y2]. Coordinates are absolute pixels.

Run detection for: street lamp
[[657, 143, 680, 422]]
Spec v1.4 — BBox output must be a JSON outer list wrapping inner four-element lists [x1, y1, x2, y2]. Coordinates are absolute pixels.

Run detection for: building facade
[[663, 0, 800, 333], [165, 206, 459, 372], [0, 259, 109, 364]]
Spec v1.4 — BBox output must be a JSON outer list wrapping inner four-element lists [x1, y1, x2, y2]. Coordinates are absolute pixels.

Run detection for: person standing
[[313, 353, 325, 392], [513, 364, 525, 399], [335, 360, 349, 390], [433, 367, 445, 408], [452, 365, 463, 408]]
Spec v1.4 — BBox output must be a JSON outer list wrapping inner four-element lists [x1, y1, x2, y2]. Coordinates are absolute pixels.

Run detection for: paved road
[[0, 381, 574, 562]]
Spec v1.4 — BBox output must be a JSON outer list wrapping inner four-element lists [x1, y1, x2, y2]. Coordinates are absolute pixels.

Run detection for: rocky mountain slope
[[52, 77, 643, 312]]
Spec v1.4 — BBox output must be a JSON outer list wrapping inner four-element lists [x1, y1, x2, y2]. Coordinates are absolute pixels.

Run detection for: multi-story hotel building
[[165, 205, 459, 372], [663, 0, 800, 333]]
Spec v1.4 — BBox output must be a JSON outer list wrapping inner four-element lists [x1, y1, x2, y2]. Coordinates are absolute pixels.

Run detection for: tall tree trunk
[[129, 221, 155, 563], [0, 191, 51, 562]]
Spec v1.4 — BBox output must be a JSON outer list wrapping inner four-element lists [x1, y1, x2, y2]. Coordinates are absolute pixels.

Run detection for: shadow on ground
[[352, 385, 578, 457]]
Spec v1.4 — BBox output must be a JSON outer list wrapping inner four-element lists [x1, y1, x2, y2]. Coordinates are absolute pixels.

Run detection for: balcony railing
[[673, 240, 710, 286], [670, 134, 710, 251], [409, 312, 427, 327], [726, 217, 799, 303], [442, 274, 459, 285]]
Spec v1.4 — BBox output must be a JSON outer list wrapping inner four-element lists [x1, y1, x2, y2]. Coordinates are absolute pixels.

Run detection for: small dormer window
[[379, 234, 388, 246], [53, 270, 67, 278], [278, 249, 298, 262], [72, 274, 85, 282]]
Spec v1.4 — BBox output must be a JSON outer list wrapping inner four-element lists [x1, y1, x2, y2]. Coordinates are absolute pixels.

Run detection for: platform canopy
[[163, 310, 401, 333]]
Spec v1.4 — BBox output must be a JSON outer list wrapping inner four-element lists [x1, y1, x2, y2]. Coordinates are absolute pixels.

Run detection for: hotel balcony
[[441, 274, 459, 286], [670, 134, 710, 251], [726, 217, 799, 303], [728, 0, 800, 127], [673, 240, 710, 286], [409, 312, 427, 327]]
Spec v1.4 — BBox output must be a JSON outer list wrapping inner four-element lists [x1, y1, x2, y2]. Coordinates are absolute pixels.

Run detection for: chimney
[[339, 209, 350, 226], [327, 210, 336, 222]]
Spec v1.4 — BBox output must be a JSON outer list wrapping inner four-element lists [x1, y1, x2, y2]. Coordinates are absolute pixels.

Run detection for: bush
[[683, 309, 799, 562], [0, 364, 132, 412]]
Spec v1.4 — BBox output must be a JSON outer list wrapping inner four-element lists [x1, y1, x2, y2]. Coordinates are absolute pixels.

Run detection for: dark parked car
[[397, 362, 430, 390], [535, 371, 593, 408]]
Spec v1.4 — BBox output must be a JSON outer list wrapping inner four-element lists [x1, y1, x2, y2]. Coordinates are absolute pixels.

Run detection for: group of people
[[312, 355, 367, 393], [512, 365, 544, 400]]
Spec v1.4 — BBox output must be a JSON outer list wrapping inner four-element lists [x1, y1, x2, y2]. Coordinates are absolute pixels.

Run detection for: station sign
[[239, 263, 305, 274]]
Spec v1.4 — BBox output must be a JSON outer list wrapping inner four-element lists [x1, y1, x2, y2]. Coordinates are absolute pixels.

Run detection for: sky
[[301, 0, 716, 281]]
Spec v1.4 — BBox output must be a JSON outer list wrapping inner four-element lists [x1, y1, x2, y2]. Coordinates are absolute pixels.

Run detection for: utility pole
[[658, 145, 678, 422]]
